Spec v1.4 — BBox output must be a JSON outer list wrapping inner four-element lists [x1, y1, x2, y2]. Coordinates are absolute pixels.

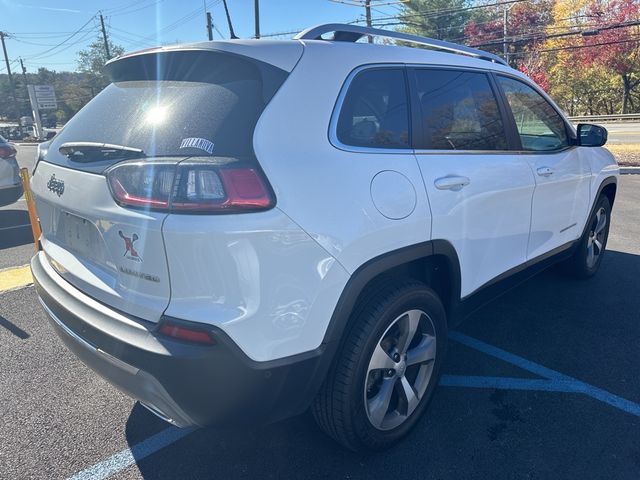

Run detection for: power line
[[21, 14, 97, 61], [24, 29, 96, 62], [510, 34, 640, 57], [470, 19, 640, 48], [108, 0, 165, 17], [356, 0, 527, 25]]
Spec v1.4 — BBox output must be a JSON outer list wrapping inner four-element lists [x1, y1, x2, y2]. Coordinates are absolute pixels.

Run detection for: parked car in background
[[20, 116, 34, 127], [0, 135, 22, 206], [41, 114, 57, 128]]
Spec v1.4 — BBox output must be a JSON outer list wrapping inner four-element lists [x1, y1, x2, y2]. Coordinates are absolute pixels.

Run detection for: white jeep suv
[[31, 24, 618, 451]]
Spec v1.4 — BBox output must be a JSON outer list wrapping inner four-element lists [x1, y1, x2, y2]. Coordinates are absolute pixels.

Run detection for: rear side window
[[336, 68, 410, 149], [46, 50, 288, 170], [414, 69, 507, 151], [497, 76, 569, 152]]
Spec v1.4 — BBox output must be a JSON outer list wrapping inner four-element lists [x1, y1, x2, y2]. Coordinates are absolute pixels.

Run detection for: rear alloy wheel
[[312, 280, 447, 451], [564, 195, 611, 278], [364, 309, 436, 430]]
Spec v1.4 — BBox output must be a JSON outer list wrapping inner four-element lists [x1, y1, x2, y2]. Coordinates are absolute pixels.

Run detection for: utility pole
[[0, 31, 18, 118], [365, 0, 372, 27], [503, 6, 508, 65], [206, 11, 213, 41], [99, 13, 111, 60], [329, 1, 408, 43], [222, 0, 238, 39], [254, 0, 260, 39], [19, 58, 28, 115], [365, 0, 372, 43]]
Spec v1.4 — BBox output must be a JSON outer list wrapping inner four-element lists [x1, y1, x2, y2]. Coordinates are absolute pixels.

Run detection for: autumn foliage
[[406, 0, 640, 114]]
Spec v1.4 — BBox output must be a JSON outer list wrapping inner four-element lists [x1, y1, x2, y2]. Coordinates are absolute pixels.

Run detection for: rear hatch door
[[31, 47, 292, 322], [32, 160, 173, 321]]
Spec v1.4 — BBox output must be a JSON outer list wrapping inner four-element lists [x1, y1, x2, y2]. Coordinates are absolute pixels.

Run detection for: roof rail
[[294, 23, 509, 67]]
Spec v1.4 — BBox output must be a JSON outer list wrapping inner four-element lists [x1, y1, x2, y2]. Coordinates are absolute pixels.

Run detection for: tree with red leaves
[[464, 0, 554, 66], [578, 0, 640, 113]]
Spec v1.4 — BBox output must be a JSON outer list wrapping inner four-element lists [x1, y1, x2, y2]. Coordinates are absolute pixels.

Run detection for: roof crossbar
[[294, 23, 509, 67]]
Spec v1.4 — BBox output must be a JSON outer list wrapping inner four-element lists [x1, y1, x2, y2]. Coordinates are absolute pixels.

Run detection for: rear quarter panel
[[253, 42, 433, 275]]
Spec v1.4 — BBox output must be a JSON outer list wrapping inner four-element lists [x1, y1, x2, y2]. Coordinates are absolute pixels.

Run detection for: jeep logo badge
[[47, 174, 65, 197]]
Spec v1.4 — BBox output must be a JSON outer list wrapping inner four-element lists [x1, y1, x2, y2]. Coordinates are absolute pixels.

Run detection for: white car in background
[[30, 24, 618, 451], [0, 135, 22, 207]]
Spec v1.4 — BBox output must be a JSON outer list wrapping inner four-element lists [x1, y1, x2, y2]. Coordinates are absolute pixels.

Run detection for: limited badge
[[179, 137, 215, 155]]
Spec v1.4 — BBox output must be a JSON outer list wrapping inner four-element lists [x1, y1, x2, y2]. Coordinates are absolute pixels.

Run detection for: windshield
[[46, 50, 288, 172]]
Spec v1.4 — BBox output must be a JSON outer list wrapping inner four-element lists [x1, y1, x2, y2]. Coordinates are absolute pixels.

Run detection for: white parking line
[[67, 427, 194, 480], [66, 331, 640, 480]]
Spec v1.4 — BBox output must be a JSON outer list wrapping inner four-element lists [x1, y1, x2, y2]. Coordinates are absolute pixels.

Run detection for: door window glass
[[414, 69, 508, 150], [497, 76, 569, 151]]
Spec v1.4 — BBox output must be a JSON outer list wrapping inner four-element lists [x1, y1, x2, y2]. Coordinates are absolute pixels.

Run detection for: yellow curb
[[0, 265, 33, 292]]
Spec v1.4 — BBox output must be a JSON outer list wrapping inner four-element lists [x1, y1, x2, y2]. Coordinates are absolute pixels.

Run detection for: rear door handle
[[537, 166, 554, 177], [434, 176, 470, 191]]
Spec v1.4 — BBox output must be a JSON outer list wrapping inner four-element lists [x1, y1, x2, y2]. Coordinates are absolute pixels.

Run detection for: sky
[[0, 0, 403, 73]]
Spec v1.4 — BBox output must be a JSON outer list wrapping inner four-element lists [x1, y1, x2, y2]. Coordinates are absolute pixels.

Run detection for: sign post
[[27, 84, 57, 141]]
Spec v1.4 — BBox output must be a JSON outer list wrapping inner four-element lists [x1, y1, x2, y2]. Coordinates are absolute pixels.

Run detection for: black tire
[[311, 279, 447, 451], [564, 195, 612, 278]]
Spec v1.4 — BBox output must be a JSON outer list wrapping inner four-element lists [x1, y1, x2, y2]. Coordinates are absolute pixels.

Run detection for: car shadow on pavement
[[0, 313, 30, 339], [0, 210, 32, 250], [123, 249, 640, 480]]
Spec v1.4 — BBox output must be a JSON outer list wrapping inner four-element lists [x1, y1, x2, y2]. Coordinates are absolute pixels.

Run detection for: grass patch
[[606, 144, 640, 166]]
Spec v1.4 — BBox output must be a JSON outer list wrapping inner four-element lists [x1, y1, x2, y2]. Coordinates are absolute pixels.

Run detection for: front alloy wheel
[[586, 207, 607, 269], [564, 195, 611, 278]]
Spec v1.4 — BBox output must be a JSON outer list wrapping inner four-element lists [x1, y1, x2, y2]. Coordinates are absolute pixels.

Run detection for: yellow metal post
[[19, 167, 41, 252]]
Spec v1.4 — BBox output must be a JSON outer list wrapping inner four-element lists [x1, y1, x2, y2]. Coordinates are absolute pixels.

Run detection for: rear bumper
[[0, 183, 23, 206], [31, 251, 329, 428]]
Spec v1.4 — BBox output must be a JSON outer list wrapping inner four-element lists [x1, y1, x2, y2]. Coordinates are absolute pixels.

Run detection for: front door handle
[[537, 166, 554, 177], [434, 175, 471, 191]]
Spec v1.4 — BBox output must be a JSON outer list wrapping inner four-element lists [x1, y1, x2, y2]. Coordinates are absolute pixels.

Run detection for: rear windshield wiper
[[59, 142, 145, 163]]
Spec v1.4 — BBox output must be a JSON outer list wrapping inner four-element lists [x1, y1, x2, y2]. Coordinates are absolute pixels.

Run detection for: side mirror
[[577, 123, 607, 147]]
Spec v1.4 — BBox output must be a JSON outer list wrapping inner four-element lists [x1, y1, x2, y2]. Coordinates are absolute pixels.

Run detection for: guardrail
[[568, 113, 640, 123]]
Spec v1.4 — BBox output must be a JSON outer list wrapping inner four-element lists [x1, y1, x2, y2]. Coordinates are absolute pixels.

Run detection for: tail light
[[158, 319, 216, 345], [0, 144, 17, 158], [106, 159, 274, 214]]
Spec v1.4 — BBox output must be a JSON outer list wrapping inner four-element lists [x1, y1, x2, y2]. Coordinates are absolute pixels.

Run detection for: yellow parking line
[[0, 265, 33, 293]]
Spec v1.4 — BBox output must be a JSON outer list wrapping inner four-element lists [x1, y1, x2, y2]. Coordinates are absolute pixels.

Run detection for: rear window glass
[[336, 68, 410, 149], [46, 50, 287, 169]]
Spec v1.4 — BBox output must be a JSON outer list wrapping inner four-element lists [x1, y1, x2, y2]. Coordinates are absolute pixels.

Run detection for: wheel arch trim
[[583, 176, 617, 238], [321, 239, 462, 346]]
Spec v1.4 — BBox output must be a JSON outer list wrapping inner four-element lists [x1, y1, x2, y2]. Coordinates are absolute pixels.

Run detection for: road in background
[[599, 122, 640, 144]]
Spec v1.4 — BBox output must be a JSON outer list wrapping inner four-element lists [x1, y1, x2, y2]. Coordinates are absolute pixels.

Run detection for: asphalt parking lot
[[1, 145, 639, 479]]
